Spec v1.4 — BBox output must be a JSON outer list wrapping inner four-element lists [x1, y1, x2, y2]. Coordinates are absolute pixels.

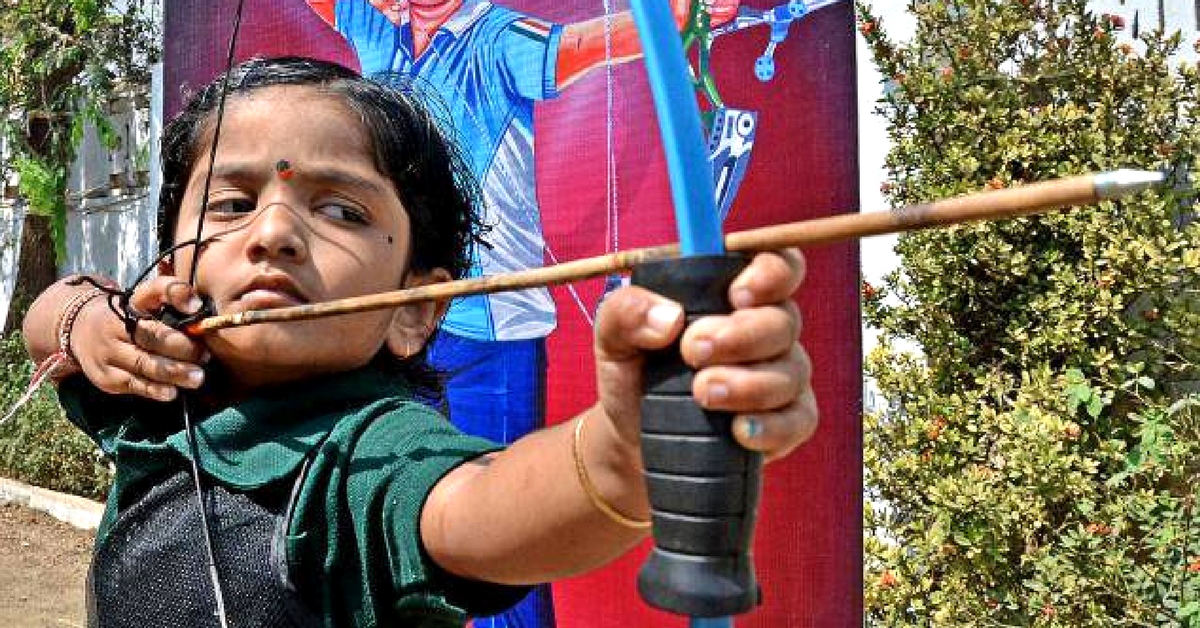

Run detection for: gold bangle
[[572, 416, 651, 530]]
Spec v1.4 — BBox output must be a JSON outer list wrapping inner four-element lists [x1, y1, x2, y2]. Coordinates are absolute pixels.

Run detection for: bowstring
[[602, 0, 623, 305], [179, 0, 248, 625]]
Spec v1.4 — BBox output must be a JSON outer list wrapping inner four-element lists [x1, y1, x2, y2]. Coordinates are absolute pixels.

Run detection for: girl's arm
[[422, 249, 815, 584], [22, 275, 209, 400]]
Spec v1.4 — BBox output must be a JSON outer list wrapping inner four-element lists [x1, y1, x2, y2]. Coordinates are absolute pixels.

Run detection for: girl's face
[[168, 85, 443, 389]]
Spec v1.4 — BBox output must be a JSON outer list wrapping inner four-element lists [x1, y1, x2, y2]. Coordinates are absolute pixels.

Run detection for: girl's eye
[[206, 198, 256, 215], [316, 202, 370, 225]]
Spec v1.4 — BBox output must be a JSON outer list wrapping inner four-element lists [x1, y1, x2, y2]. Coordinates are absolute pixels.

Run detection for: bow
[[625, 0, 780, 624]]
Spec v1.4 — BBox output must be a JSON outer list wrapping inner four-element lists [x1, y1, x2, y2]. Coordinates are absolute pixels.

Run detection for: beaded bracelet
[[572, 416, 652, 530], [55, 287, 106, 368]]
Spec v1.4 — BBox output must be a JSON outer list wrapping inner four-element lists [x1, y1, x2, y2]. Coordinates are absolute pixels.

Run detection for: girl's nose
[[245, 202, 309, 264]]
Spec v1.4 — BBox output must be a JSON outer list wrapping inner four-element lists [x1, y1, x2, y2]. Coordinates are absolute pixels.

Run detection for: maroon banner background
[[164, 1, 862, 625]]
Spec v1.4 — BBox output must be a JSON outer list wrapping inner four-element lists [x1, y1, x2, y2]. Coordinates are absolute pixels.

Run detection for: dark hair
[[159, 56, 484, 392]]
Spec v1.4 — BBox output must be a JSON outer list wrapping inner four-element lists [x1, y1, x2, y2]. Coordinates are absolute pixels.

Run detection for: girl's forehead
[[192, 86, 380, 173], [201, 86, 361, 136]]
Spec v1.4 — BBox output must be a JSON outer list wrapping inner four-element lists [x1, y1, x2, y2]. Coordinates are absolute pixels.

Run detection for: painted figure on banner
[[305, 1, 742, 626]]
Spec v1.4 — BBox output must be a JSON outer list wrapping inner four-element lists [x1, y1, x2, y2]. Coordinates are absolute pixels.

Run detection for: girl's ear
[[385, 268, 452, 359]]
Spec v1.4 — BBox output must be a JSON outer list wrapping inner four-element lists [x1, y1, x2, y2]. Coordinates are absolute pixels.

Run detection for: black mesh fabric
[[89, 467, 321, 628]]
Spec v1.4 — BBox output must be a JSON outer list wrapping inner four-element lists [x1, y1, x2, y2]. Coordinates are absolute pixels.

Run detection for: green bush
[[0, 333, 112, 500], [858, 0, 1200, 625]]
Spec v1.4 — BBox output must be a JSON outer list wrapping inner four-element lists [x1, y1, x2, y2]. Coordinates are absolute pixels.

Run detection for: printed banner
[[164, 1, 861, 625]]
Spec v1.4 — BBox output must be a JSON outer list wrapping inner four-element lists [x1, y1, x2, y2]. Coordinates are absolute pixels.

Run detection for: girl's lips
[[230, 273, 311, 311], [234, 289, 305, 311]]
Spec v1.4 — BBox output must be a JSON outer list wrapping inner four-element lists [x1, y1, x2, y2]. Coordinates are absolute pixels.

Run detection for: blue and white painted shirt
[[334, 0, 562, 341]]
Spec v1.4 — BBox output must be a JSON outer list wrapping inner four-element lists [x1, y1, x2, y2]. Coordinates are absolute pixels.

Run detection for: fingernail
[[705, 382, 729, 405], [156, 387, 178, 402], [731, 287, 754, 309], [647, 302, 683, 333], [186, 368, 205, 387], [186, 296, 204, 314], [739, 417, 763, 440], [693, 339, 714, 364]]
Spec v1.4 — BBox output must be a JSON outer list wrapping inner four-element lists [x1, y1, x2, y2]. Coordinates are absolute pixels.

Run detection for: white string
[[544, 245, 594, 327], [0, 355, 66, 428], [420, 29, 599, 327], [603, 0, 620, 257]]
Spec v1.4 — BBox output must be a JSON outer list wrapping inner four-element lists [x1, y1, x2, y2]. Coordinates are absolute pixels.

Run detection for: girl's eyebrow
[[209, 161, 390, 197]]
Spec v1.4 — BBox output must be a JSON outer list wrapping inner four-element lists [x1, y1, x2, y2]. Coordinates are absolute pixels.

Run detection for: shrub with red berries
[[858, 1, 1200, 626]]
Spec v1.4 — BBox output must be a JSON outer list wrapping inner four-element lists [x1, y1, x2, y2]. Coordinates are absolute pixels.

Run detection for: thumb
[[594, 287, 685, 440], [130, 275, 204, 317]]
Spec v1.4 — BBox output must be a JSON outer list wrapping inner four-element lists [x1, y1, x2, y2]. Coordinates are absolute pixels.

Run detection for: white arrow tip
[[1094, 169, 1167, 199]]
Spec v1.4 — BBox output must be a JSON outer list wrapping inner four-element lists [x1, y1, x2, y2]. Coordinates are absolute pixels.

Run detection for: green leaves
[[0, 0, 159, 255], [1065, 368, 1111, 419], [0, 334, 111, 500], [14, 157, 68, 261], [859, 1, 1200, 625]]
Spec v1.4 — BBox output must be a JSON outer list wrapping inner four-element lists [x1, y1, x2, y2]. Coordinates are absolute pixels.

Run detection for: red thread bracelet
[[55, 287, 106, 369]]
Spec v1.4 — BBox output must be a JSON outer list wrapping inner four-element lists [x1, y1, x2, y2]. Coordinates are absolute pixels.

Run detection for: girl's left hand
[[593, 248, 817, 462]]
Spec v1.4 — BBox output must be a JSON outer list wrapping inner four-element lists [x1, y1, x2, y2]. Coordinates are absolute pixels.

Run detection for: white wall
[[0, 201, 23, 327]]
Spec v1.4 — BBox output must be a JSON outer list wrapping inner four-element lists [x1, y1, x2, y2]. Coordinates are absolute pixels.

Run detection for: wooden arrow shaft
[[191, 174, 1102, 333]]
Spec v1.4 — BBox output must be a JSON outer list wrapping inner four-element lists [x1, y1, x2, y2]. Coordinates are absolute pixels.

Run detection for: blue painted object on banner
[[707, 107, 758, 222], [629, 0, 724, 257], [709, 0, 844, 82]]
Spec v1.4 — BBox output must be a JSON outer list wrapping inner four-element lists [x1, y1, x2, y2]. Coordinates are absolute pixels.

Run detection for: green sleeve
[[56, 374, 160, 454], [287, 399, 531, 627]]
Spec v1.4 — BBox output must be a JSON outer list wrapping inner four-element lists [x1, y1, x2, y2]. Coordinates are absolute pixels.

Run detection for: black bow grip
[[631, 254, 762, 618]]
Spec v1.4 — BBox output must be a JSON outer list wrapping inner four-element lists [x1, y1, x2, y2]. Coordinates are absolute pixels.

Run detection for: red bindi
[[275, 159, 295, 181]]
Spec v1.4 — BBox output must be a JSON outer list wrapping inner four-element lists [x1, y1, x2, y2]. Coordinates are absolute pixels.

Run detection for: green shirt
[[59, 366, 527, 627]]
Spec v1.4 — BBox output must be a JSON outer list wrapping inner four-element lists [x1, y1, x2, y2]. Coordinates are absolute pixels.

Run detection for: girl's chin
[[204, 329, 377, 385]]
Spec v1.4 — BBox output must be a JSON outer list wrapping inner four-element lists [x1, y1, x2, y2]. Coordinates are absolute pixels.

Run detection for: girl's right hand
[[72, 276, 209, 402]]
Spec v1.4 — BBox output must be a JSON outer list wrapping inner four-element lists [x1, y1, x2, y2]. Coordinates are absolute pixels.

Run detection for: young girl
[[22, 57, 816, 627]]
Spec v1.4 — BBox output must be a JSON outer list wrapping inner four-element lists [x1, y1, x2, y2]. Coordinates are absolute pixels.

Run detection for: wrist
[[56, 289, 107, 377], [589, 404, 643, 469], [577, 406, 649, 525]]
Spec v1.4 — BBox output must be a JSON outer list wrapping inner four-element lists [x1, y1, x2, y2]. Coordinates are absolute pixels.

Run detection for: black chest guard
[[89, 467, 321, 628]]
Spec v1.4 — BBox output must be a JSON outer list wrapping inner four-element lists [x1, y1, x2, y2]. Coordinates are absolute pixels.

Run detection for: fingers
[[728, 248, 805, 309], [593, 286, 685, 362], [68, 276, 209, 402], [692, 344, 810, 412], [99, 365, 181, 403], [112, 341, 206, 394], [126, 274, 210, 364], [593, 257, 814, 457], [131, 318, 210, 364], [679, 299, 800, 367], [733, 390, 820, 463], [684, 250, 814, 459], [593, 286, 686, 441], [692, 345, 818, 462], [128, 275, 205, 318]]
